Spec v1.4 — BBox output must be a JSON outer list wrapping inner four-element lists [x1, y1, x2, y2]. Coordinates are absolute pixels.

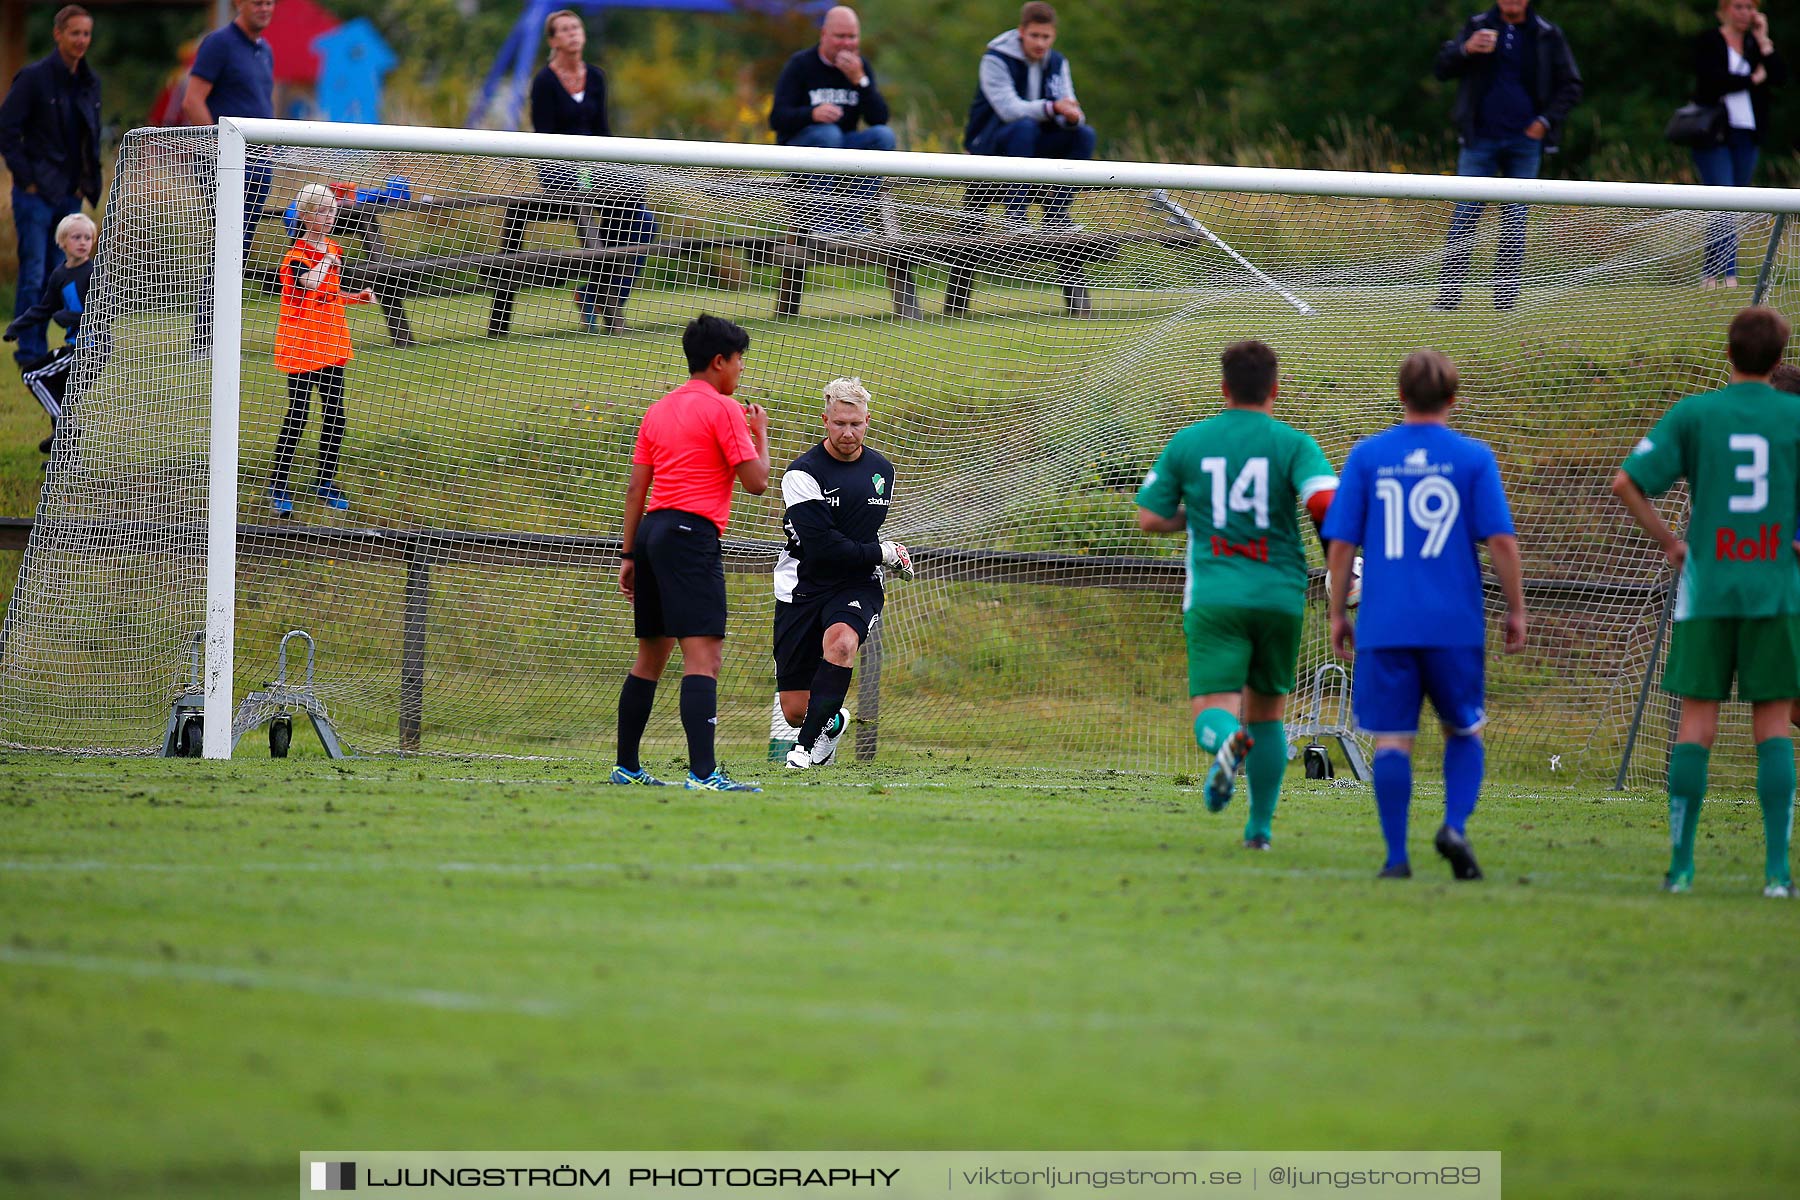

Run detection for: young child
[[268, 183, 375, 515], [4, 212, 97, 456]]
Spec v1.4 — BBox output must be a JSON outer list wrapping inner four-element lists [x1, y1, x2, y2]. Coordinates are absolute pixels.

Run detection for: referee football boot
[[1433, 823, 1484, 881], [1203, 728, 1253, 813], [1662, 870, 1694, 894], [685, 767, 762, 793], [1377, 862, 1413, 879], [609, 765, 669, 786]]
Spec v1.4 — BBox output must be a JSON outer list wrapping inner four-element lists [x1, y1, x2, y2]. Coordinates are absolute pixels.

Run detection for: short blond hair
[[54, 211, 96, 248], [544, 8, 582, 40], [822, 376, 871, 412], [294, 183, 338, 215]]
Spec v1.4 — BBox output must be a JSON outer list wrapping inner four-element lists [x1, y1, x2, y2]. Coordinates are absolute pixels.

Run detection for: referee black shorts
[[634, 508, 728, 639], [773, 582, 883, 690]]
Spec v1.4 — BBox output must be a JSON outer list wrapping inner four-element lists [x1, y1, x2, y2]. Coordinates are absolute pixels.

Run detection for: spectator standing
[[1431, 0, 1582, 311], [770, 6, 895, 154], [184, 0, 278, 353], [963, 2, 1095, 229], [530, 8, 655, 334], [0, 4, 101, 367], [1691, 0, 1785, 286]]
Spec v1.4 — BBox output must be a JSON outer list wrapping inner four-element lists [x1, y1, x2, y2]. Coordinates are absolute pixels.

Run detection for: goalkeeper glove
[[881, 541, 915, 580]]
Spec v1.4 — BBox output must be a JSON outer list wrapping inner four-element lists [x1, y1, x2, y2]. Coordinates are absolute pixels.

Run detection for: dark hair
[[1769, 363, 1800, 394], [53, 5, 90, 32], [1019, 2, 1057, 27], [1219, 339, 1279, 405], [1398, 350, 1459, 413], [1727, 306, 1792, 376], [683, 313, 750, 374]]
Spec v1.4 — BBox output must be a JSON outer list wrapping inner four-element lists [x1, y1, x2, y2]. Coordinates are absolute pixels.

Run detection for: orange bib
[[272, 237, 354, 374]]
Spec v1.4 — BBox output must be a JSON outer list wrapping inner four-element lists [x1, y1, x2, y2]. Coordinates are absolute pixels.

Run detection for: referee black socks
[[799, 662, 854, 750], [680, 674, 719, 778], [616, 673, 658, 771]]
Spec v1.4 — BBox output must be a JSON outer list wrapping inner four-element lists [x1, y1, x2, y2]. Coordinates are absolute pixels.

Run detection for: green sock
[[1244, 720, 1287, 841], [1667, 742, 1709, 880], [1756, 737, 1795, 886], [1194, 707, 1239, 757]]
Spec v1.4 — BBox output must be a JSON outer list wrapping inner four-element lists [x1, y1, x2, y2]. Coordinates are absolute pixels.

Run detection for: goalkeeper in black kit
[[775, 377, 912, 769]]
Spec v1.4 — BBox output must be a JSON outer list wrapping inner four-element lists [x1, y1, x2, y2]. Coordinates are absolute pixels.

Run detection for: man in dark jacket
[[963, 1, 1095, 229], [769, 6, 894, 153], [0, 5, 101, 365], [1432, 0, 1582, 310]]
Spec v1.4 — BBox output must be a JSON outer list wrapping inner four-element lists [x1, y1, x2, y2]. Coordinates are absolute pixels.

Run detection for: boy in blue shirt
[[1322, 350, 1528, 880]]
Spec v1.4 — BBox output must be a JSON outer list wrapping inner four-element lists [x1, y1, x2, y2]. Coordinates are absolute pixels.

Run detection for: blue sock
[[1372, 748, 1413, 869], [1443, 732, 1484, 834]]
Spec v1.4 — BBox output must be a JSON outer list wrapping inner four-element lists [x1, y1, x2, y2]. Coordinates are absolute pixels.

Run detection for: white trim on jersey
[[773, 552, 800, 603], [1298, 473, 1339, 502], [781, 468, 823, 506]]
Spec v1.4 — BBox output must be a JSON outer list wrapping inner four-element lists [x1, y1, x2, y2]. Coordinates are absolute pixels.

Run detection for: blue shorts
[[1353, 646, 1486, 737]]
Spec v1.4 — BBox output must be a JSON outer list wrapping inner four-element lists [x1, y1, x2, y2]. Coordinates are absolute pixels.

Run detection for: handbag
[[1665, 102, 1727, 148]]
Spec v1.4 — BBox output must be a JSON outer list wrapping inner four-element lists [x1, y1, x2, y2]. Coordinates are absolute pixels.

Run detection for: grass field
[[2, 755, 1797, 1199]]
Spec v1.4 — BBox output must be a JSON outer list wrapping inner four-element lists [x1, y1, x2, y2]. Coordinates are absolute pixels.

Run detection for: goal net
[[2, 119, 1796, 785]]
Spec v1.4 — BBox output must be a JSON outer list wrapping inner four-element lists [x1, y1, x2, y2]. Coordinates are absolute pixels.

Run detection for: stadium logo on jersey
[[1209, 534, 1269, 562], [1716, 523, 1785, 562], [873, 474, 885, 496]]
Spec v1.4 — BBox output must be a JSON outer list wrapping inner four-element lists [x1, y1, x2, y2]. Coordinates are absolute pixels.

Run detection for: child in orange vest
[[269, 183, 375, 515]]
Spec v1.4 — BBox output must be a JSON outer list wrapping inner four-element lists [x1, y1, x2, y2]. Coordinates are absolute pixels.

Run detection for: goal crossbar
[[224, 117, 1800, 214]]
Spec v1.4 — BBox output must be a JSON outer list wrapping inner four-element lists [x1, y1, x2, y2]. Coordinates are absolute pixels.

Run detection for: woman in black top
[[1691, 0, 1785, 285], [529, 9, 656, 333]]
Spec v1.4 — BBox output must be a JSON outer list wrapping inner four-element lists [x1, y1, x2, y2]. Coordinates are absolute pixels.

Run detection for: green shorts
[[1183, 604, 1305, 697], [1663, 614, 1800, 703]]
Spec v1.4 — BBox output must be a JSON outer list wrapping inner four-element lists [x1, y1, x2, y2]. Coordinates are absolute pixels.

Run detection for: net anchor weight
[[229, 630, 347, 759], [1287, 662, 1371, 783]]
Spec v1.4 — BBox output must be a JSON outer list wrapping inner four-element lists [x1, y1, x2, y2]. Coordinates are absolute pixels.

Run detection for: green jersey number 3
[[1729, 433, 1768, 514]]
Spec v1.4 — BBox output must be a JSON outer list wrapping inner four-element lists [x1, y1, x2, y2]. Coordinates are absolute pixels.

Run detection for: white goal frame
[[199, 116, 1800, 757]]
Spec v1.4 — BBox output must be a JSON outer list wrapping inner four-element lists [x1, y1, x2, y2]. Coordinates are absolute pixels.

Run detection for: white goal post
[[5, 115, 1797, 778]]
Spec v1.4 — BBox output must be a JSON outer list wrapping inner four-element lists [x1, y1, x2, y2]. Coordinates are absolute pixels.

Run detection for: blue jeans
[[975, 118, 1097, 222], [10, 187, 84, 363], [785, 124, 896, 209], [1438, 133, 1543, 310], [1692, 129, 1760, 279]]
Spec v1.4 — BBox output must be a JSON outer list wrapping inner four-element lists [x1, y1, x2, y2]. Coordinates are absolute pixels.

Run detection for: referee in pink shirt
[[613, 314, 771, 791]]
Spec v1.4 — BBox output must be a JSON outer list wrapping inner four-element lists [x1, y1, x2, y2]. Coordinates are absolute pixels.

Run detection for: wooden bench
[[259, 184, 1221, 342]]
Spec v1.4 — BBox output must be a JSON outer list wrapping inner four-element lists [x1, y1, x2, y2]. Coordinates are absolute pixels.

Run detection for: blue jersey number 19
[[1374, 476, 1461, 559]]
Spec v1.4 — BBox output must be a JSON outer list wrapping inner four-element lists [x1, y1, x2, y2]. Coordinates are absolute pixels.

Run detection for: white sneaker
[[810, 708, 849, 766], [785, 745, 813, 770], [1764, 881, 1794, 899]]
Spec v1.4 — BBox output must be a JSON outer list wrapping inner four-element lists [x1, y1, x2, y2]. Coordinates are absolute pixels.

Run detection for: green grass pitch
[[2, 755, 1797, 1199]]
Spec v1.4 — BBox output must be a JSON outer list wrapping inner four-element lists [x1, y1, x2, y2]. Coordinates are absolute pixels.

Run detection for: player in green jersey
[[1136, 340, 1339, 848], [1612, 306, 1800, 897]]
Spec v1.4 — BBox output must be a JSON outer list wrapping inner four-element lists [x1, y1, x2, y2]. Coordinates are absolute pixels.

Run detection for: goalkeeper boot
[[809, 708, 849, 767], [1203, 728, 1252, 814], [1434, 823, 1484, 881], [685, 767, 762, 793], [609, 765, 669, 787], [1243, 834, 1271, 851], [1662, 870, 1694, 894]]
